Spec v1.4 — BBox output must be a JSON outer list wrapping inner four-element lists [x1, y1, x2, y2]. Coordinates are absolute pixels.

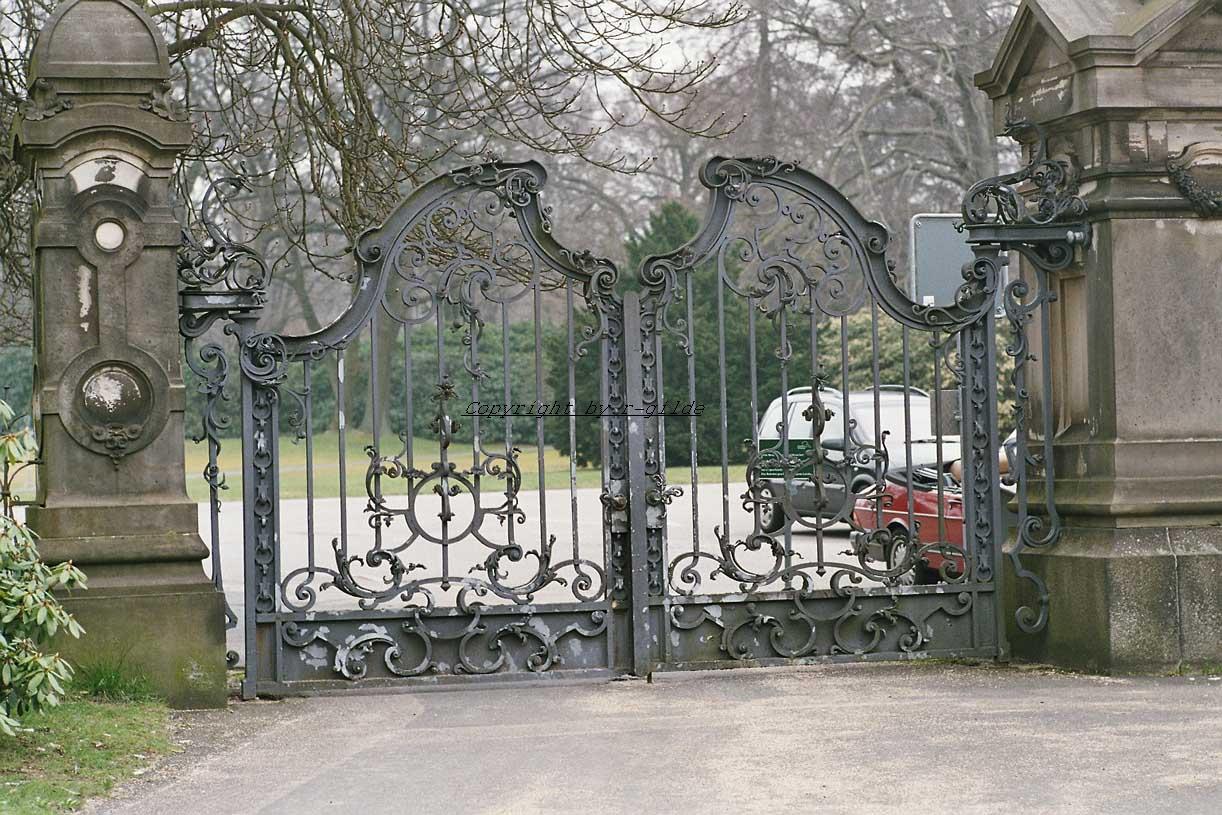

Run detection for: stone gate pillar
[[12, 0, 225, 706], [978, 0, 1222, 673]]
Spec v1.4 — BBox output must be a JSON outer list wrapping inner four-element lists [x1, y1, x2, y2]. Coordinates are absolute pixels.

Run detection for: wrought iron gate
[[180, 129, 1086, 697]]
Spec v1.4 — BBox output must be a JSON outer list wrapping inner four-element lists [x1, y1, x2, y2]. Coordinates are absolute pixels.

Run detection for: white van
[[754, 386, 959, 531]]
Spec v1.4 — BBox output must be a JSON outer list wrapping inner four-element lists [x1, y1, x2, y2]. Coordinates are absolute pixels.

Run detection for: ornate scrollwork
[[999, 263, 1062, 633], [449, 161, 543, 209], [248, 383, 279, 614], [177, 175, 271, 348], [669, 591, 973, 663], [962, 319, 997, 584], [281, 433, 607, 611], [281, 606, 608, 680], [271, 160, 620, 616], [642, 161, 880, 341], [178, 176, 272, 294], [211, 153, 1053, 693], [183, 337, 240, 652], [645, 473, 683, 507], [636, 155, 976, 601], [956, 116, 1090, 636], [86, 424, 140, 464], [962, 115, 1087, 228], [239, 332, 289, 385], [703, 156, 801, 202]]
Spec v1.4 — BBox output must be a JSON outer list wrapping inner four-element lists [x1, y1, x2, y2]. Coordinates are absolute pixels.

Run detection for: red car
[[850, 464, 964, 585]]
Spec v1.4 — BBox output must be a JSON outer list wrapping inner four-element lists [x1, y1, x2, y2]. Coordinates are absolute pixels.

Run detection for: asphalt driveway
[[86, 662, 1222, 815]]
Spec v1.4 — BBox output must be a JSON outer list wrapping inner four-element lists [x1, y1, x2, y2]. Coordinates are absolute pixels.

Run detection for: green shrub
[[0, 399, 85, 736]]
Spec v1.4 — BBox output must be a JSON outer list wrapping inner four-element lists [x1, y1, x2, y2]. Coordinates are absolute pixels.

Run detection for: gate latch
[[600, 479, 628, 533], [645, 475, 683, 529]]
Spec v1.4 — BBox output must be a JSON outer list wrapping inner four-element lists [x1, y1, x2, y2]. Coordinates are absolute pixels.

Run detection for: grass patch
[[0, 698, 172, 814], [71, 658, 154, 703], [185, 430, 746, 501], [0, 430, 747, 503]]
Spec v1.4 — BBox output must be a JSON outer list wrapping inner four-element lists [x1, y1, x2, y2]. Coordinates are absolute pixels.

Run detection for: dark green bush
[[1, 399, 85, 736]]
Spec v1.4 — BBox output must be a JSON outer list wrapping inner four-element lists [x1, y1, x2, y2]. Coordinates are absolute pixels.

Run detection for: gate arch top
[[635, 156, 998, 332], [272, 154, 994, 367], [280, 160, 621, 362]]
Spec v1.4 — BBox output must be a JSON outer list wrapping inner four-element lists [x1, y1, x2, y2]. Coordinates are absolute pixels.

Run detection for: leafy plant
[[0, 399, 85, 736]]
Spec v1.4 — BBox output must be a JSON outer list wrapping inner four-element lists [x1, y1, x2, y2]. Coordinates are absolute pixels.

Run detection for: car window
[[786, 399, 844, 446], [757, 395, 844, 446], [758, 401, 786, 440], [849, 397, 933, 444]]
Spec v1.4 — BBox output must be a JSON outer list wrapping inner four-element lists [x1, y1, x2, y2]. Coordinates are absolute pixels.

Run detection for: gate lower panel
[[648, 587, 996, 672], [257, 603, 616, 693]]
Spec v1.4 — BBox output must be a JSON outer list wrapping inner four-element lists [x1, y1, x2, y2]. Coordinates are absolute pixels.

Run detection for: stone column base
[[1004, 526, 1222, 674], [30, 502, 230, 709], [53, 581, 228, 708]]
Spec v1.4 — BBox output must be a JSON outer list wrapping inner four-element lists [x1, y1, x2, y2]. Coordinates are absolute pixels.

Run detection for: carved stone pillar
[[14, 0, 225, 707], [978, 0, 1222, 673]]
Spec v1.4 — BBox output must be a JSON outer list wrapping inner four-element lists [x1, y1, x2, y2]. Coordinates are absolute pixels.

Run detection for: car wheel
[[885, 525, 917, 586], [758, 486, 785, 534]]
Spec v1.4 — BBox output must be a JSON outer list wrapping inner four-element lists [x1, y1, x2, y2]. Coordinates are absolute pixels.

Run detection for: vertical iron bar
[[901, 328, 915, 550], [778, 306, 791, 587], [304, 362, 316, 572], [809, 294, 825, 569], [748, 298, 761, 536], [436, 304, 450, 583], [567, 282, 580, 567], [686, 272, 700, 556], [235, 317, 260, 699], [203, 357, 224, 591], [533, 262, 548, 560], [336, 349, 349, 557], [623, 291, 654, 676], [839, 316, 850, 456], [1037, 286, 1061, 535], [501, 303, 515, 552], [962, 247, 1006, 657], [404, 321, 414, 462], [869, 302, 883, 528], [601, 299, 619, 669], [470, 312, 480, 472], [370, 319, 383, 552], [933, 337, 948, 546]]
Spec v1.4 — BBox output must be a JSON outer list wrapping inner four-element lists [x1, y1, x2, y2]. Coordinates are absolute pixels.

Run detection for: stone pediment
[[30, 0, 170, 83], [977, 0, 1221, 98], [13, 0, 189, 168]]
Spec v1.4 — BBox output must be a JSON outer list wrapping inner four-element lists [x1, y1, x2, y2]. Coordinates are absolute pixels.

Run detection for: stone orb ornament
[[80, 364, 147, 425], [76, 363, 152, 464], [56, 347, 170, 468]]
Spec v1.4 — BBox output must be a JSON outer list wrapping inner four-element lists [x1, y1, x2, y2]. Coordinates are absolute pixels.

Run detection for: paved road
[[202, 485, 859, 661], [86, 663, 1222, 814]]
